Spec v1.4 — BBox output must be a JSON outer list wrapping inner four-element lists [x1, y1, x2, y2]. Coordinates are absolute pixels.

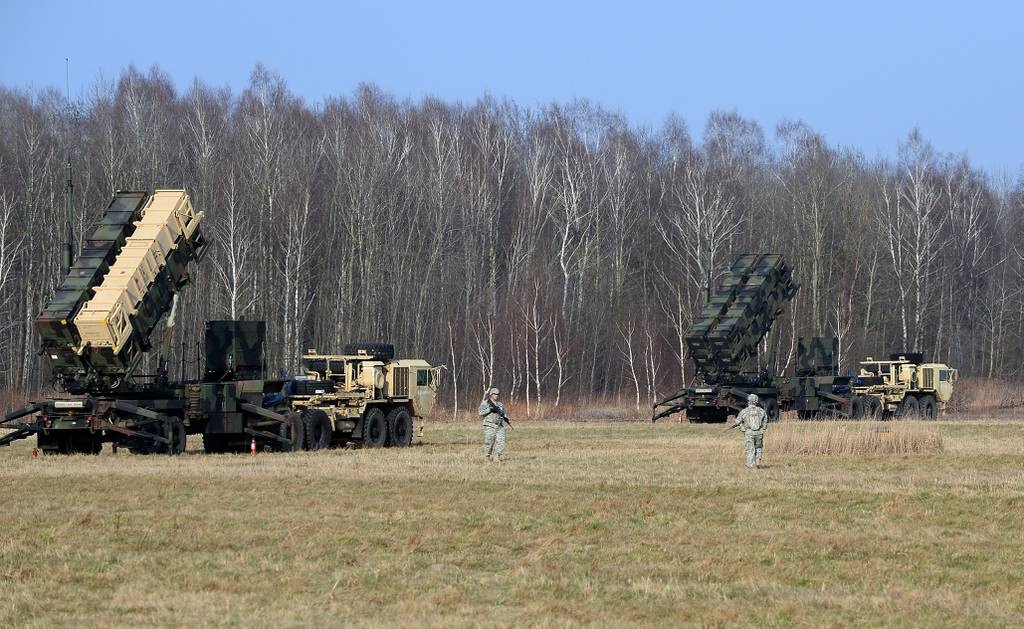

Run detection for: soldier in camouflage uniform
[[479, 388, 507, 461], [732, 393, 768, 468]]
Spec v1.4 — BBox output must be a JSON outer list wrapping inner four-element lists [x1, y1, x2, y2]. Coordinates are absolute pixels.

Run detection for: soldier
[[731, 393, 768, 468], [479, 387, 508, 461]]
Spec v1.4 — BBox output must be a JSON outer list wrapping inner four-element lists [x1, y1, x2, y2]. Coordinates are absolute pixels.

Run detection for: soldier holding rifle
[[479, 387, 511, 461]]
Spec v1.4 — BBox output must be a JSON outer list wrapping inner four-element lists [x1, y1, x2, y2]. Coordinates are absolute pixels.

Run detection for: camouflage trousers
[[744, 432, 764, 468], [483, 425, 506, 459]]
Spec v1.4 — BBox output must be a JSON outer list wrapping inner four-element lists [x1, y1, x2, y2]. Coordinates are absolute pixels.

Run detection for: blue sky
[[2, 0, 1021, 177]]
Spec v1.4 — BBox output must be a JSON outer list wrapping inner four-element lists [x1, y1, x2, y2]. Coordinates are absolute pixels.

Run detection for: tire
[[386, 407, 413, 448], [343, 342, 395, 360], [863, 397, 882, 420], [851, 397, 864, 420], [919, 395, 937, 420], [361, 407, 387, 448], [897, 396, 920, 419], [165, 417, 187, 455], [763, 399, 780, 423], [278, 411, 306, 451], [136, 417, 186, 455], [303, 409, 333, 451]]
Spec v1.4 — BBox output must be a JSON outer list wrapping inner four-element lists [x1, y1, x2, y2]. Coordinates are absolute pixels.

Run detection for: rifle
[[726, 420, 742, 431], [488, 400, 513, 428]]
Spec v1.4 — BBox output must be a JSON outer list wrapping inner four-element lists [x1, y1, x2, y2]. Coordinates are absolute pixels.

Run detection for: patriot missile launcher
[[652, 254, 850, 423], [1, 190, 309, 454], [1, 184, 437, 454]]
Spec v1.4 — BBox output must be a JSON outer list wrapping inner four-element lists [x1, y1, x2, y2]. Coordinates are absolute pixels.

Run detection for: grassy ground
[[1, 419, 1022, 627]]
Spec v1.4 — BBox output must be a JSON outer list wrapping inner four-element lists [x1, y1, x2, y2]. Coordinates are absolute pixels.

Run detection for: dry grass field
[[1, 418, 1023, 627]]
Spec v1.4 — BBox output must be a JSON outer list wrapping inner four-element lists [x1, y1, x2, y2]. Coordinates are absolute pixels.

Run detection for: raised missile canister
[[685, 254, 797, 380], [73, 190, 204, 374], [35, 192, 150, 379]]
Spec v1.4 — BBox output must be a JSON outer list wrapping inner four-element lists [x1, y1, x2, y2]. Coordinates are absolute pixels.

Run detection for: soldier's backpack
[[746, 408, 766, 432]]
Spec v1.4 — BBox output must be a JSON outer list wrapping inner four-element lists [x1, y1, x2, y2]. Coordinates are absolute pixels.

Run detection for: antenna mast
[[62, 58, 74, 276]]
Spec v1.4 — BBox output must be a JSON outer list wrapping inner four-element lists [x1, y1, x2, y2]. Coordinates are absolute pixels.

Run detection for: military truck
[[288, 343, 440, 449], [652, 254, 852, 423], [651, 253, 958, 423], [849, 353, 958, 419]]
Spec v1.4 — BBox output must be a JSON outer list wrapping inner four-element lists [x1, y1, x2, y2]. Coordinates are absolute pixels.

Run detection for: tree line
[[0, 64, 1021, 415]]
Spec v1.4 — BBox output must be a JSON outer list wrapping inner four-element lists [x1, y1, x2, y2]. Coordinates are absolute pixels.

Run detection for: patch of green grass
[[1, 420, 1023, 626]]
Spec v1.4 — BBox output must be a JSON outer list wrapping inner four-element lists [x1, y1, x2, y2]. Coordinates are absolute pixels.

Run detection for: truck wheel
[[897, 396, 920, 419], [278, 412, 306, 451], [303, 409, 333, 451], [863, 397, 882, 419], [851, 397, 864, 420], [165, 417, 187, 455], [387, 408, 413, 447], [128, 417, 180, 455], [764, 399, 779, 423], [919, 395, 937, 420], [343, 342, 395, 360], [361, 408, 387, 448]]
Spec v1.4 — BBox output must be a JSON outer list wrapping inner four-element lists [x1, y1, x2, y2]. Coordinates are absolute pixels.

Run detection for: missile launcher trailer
[[652, 253, 958, 423], [0, 190, 302, 454], [1, 187, 439, 454], [2, 189, 208, 453], [653, 254, 801, 423], [652, 254, 851, 423]]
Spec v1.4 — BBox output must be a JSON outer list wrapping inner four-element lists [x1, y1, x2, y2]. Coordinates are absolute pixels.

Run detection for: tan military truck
[[286, 342, 441, 449], [850, 352, 957, 419]]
